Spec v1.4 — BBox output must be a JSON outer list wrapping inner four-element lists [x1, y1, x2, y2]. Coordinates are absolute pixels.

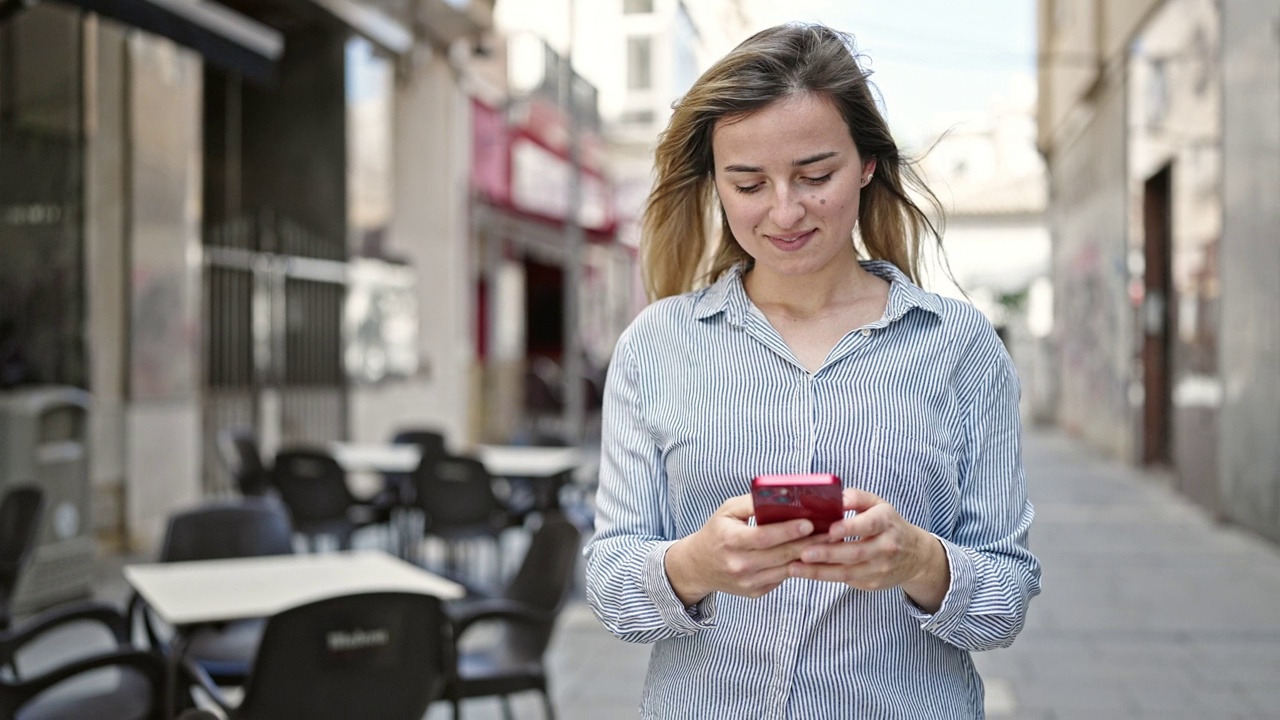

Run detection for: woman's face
[[711, 92, 876, 285]]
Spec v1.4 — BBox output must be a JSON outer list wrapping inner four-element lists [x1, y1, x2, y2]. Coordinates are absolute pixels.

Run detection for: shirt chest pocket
[[861, 425, 959, 531]]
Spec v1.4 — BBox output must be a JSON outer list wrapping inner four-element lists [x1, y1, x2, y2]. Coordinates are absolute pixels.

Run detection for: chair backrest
[[412, 455, 508, 533], [500, 512, 582, 659], [390, 428, 447, 457], [0, 485, 44, 567], [236, 592, 451, 720], [271, 448, 355, 524], [160, 497, 294, 563], [0, 485, 45, 602], [218, 427, 272, 497], [384, 429, 448, 503]]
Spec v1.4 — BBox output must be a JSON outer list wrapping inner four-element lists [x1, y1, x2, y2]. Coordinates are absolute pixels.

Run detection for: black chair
[[0, 484, 45, 632], [446, 511, 582, 720], [180, 592, 453, 720], [0, 601, 166, 720], [412, 455, 520, 584], [386, 428, 449, 505], [130, 498, 294, 687], [216, 428, 273, 497], [271, 447, 389, 552], [391, 428, 447, 456]]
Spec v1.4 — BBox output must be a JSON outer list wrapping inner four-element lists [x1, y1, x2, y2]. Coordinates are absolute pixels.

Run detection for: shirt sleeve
[[584, 332, 718, 643], [902, 332, 1042, 651]]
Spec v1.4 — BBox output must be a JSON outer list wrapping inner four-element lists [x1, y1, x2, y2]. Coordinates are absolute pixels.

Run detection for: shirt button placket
[[765, 593, 803, 719]]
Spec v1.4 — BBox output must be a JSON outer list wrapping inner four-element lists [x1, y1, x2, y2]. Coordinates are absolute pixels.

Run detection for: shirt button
[[861, 328, 872, 337]]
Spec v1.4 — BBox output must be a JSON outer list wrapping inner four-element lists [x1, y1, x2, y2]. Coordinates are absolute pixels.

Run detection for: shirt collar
[[692, 260, 945, 325], [863, 260, 946, 323]]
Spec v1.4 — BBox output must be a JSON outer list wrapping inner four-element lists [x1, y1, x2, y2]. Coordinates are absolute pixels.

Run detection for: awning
[[50, 0, 284, 83], [309, 0, 410, 55], [215, 0, 412, 58]]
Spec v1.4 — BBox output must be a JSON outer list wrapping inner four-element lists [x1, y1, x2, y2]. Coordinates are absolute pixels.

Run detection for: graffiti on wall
[[1058, 241, 1132, 442]]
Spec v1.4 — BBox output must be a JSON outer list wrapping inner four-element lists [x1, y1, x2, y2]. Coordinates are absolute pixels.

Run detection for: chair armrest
[[127, 590, 168, 653], [180, 654, 236, 714], [0, 601, 130, 658], [448, 598, 555, 637], [4, 649, 165, 710]]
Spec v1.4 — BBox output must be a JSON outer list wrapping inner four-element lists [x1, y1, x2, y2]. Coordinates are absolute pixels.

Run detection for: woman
[[584, 23, 1041, 719]]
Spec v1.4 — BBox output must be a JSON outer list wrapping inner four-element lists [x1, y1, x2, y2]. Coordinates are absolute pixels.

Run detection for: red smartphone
[[751, 473, 844, 535]]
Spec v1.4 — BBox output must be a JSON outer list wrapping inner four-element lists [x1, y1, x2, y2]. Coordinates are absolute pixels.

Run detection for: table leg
[[392, 506, 424, 564], [536, 471, 572, 511], [165, 631, 190, 720]]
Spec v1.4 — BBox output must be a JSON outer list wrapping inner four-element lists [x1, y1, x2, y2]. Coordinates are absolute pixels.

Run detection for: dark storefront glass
[[0, 5, 85, 389]]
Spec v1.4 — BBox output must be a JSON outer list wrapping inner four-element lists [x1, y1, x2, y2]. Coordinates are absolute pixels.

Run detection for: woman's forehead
[[711, 93, 855, 168]]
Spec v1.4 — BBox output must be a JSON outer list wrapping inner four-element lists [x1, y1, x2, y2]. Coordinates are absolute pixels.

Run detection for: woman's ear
[[860, 158, 878, 187]]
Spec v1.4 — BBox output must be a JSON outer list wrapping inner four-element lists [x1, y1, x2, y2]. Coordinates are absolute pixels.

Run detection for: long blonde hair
[[641, 23, 945, 300]]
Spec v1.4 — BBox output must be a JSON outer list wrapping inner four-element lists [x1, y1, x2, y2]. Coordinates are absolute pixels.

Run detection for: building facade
[[0, 0, 496, 554], [1038, 0, 1280, 541], [482, 0, 758, 444]]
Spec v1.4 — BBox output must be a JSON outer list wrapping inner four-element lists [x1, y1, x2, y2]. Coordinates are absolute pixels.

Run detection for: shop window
[[0, 4, 86, 389], [627, 35, 652, 91], [620, 108, 655, 125]]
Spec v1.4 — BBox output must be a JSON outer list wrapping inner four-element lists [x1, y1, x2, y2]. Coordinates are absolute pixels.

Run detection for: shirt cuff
[[903, 535, 975, 633], [641, 541, 718, 633]]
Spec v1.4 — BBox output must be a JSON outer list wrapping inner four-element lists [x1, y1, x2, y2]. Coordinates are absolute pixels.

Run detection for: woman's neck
[[744, 258, 883, 320]]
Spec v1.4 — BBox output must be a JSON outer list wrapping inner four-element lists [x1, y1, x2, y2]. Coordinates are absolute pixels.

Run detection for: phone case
[[751, 473, 843, 534]]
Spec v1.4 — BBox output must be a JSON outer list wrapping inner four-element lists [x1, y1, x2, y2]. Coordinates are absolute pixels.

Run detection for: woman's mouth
[[767, 229, 816, 249]]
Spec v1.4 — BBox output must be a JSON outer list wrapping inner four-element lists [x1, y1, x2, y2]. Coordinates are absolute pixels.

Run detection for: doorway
[[1141, 164, 1173, 467]]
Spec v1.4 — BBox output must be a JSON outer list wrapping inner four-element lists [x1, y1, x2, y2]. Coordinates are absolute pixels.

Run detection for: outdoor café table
[[330, 442, 584, 510], [331, 442, 585, 567], [124, 549, 466, 718]]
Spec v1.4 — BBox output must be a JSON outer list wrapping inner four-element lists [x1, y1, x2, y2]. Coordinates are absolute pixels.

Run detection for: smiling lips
[[766, 229, 817, 249]]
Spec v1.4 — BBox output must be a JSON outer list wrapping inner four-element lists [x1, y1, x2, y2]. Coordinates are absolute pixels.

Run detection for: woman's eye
[[734, 184, 762, 194], [803, 174, 833, 185]]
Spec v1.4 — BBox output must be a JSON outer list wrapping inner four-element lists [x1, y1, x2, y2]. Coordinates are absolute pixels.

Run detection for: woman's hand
[[787, 488, 951, 613], [665, 493, 825, 606]]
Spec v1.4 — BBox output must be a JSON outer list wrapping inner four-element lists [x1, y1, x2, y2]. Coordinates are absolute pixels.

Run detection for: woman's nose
[[768, 187, 805, 229]]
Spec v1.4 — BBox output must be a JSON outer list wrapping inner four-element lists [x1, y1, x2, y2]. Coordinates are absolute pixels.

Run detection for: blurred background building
[[0, 0, 754, 557], [1038, 0, 1279, 542], [915, 74, 1053, 424], [0, 0, 497, 554]]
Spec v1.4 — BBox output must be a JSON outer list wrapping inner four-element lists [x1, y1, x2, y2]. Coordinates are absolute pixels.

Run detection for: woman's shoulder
[[623, 287, 714, 336], [938, 304, 1018, 387], [903, 286, 1008, 363], [930, 292, 995, 330]]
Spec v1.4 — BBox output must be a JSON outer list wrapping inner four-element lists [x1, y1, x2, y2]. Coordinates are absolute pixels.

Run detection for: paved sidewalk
[[975, 428, 1280, 719], [68, 427, 1280, 718]]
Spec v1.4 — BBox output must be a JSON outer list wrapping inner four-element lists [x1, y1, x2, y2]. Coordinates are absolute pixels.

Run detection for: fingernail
[[797, 521, 812, 536]]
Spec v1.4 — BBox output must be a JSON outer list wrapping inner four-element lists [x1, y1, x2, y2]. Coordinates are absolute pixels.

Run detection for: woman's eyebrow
[[793, 151, 838, 166], [721, 151, 839, 174]]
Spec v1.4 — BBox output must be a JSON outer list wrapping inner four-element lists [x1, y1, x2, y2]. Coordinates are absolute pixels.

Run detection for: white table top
[[330, 442, 582, 478], [476, 444, 583, 478], [330, 443, 421, 473], [124, 550, 466, 626]]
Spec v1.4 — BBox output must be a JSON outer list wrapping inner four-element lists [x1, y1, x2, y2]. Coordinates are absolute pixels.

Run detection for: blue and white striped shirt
[[584, 261, 1041, 719]]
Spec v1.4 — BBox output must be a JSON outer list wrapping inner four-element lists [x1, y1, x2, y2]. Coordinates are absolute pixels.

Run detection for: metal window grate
[[201, 209, 348, 493]]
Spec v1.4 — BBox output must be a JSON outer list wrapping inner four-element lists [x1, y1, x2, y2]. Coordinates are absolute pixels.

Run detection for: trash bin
[[0, 386, 95, 613]]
